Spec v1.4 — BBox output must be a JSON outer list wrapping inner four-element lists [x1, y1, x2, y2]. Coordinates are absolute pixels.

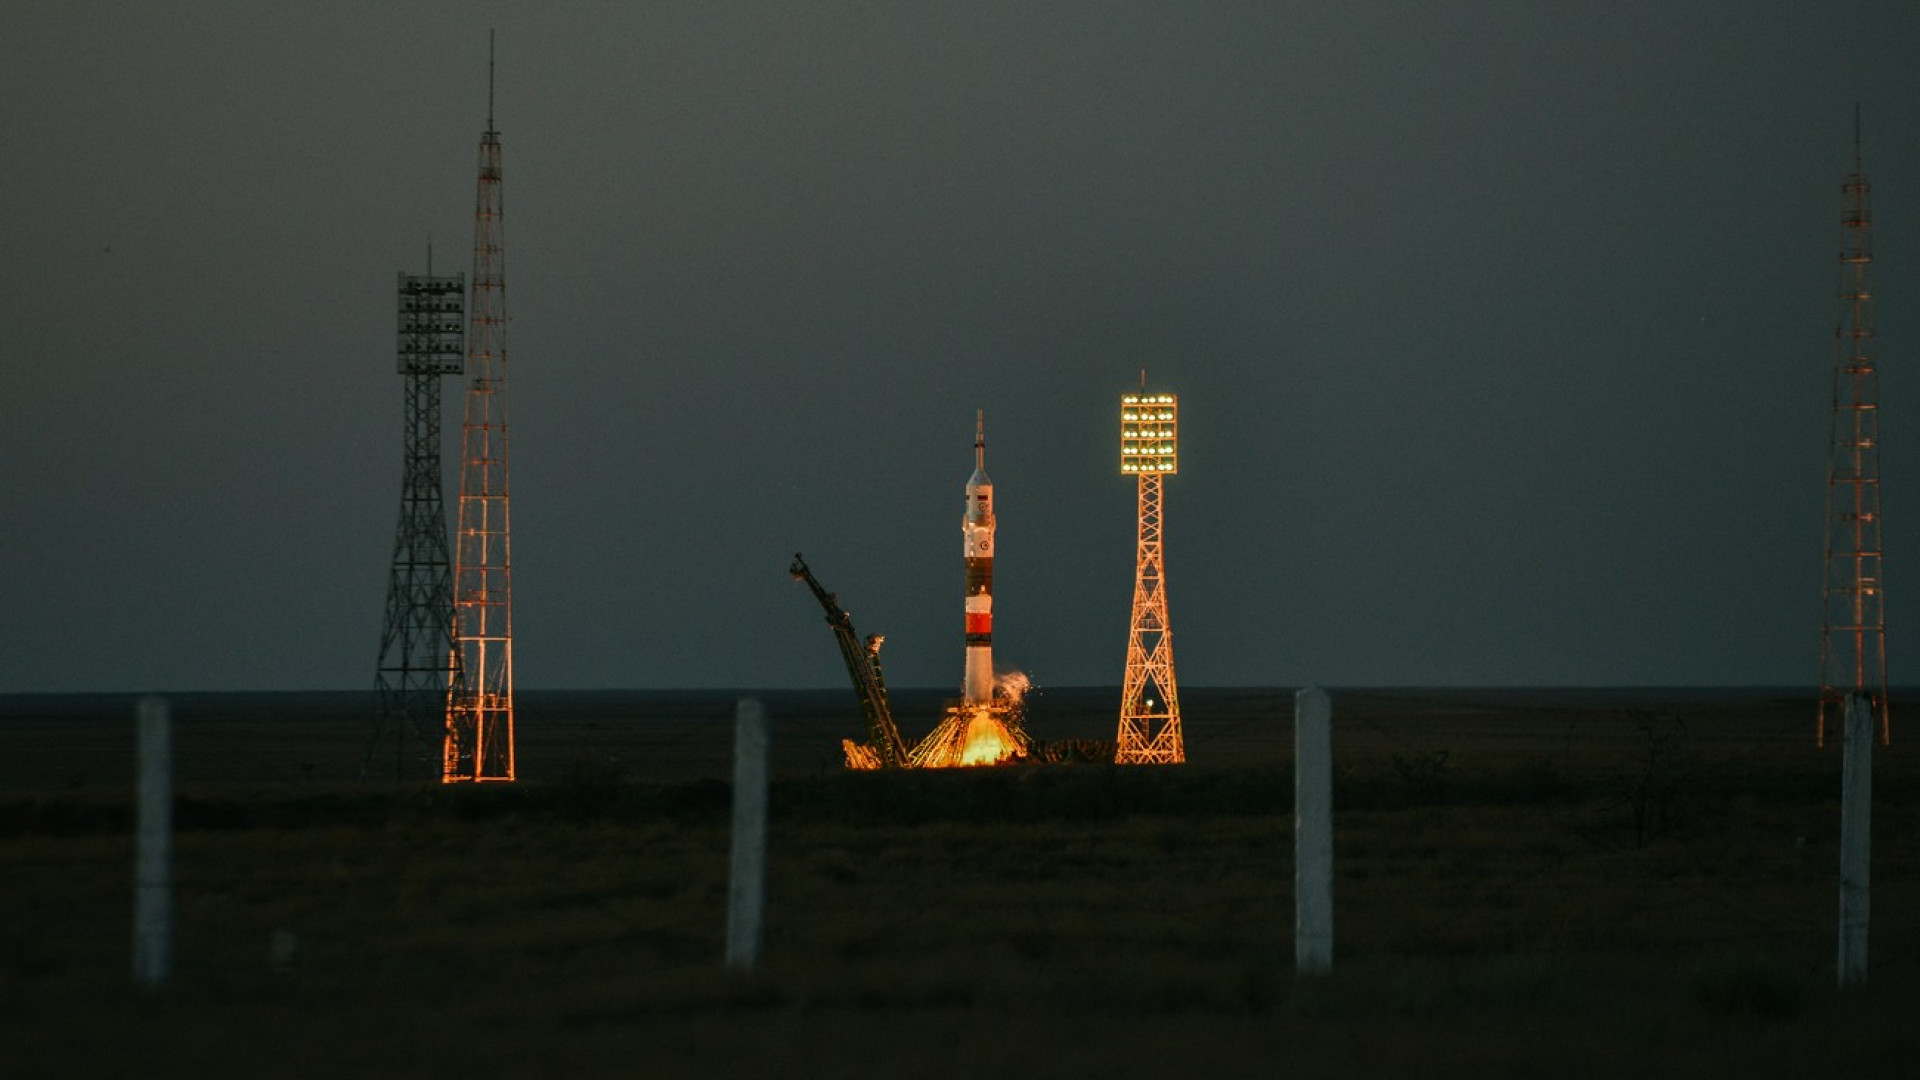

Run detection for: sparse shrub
[[1590, 711, 1698, 848]]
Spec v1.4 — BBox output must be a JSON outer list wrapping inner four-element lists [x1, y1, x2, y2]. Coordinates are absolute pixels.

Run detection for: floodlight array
[[1120, 393, 1178, 474]]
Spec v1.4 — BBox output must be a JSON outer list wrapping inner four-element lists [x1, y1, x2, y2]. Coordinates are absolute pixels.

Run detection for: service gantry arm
[[789, 553, 910, 767]]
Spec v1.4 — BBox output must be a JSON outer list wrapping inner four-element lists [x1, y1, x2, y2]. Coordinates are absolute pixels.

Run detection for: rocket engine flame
[[842, 669, 1037, 770], [905, 694, 1031, 768], [956, 708, 1020, 766]]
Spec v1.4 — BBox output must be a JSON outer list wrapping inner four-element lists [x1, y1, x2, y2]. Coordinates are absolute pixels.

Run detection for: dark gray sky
[[6, 2, 1920, 693]]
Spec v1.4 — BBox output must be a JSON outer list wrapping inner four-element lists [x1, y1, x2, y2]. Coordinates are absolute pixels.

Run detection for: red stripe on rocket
[[963, 411, 995, 705]]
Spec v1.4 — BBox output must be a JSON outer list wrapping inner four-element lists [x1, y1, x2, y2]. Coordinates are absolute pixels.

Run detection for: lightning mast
[[1819, 118, 1890, 747], [1115, 383, 1185, 764], [446, 39, 516, 782], [370, 266, 465, 776]]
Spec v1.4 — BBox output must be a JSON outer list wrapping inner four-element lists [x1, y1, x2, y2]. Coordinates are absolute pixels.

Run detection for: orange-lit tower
[[1115, 384, 1184, 764], [446, 44, 516, 782], [1819, 121, 1890, 747], [371, 268, 465, 776]]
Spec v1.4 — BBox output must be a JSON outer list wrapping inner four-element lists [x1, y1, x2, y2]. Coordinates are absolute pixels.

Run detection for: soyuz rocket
[[962, 410, 996, 706]]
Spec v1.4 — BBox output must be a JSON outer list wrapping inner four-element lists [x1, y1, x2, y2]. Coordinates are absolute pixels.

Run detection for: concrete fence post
[[133, 696, 174, 989], [1295, 686, 1333, 974], [1838, 692, 1872, 987], [726, 697, 770, 969]]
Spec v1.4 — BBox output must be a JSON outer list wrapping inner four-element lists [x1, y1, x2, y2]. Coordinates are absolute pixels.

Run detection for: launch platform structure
[[1115, 387, 1185, 764], [1819, 124, 1891, 748], [445, 51, 516, 783], [370, 269, 465, 776]]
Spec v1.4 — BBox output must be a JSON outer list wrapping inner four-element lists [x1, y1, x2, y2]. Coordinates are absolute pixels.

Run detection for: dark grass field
[[2, 687, 1917, 1077]]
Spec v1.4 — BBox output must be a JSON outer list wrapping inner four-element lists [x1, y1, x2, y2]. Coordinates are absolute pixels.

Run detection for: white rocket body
[[962, 414, 995, 706]]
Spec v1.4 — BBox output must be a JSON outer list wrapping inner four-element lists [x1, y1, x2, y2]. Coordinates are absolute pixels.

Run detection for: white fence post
[[726, 697, 770, 969], [133, 696, 174, 989], [1838, 692, 1872, 987], [1295, 686, 1333, 974]]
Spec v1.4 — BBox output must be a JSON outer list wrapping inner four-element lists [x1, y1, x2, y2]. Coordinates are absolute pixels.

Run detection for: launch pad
[[792, 553, 1110, 769], [907, 676, 1031, 768], [795, 403, 1170, 769], [793, 411, 1122, 769]]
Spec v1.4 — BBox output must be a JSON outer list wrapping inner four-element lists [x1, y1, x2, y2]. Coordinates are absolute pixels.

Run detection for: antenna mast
[[1818, 117, 1891, 747], [446, 41, 517, 781]]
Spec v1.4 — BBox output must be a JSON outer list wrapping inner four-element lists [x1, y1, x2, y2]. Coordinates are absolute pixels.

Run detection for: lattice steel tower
[[446, 53, 516, 782], [1115, 385, 1185, 764], [1819, 124, 1890, 748], [371, 269, 465, 776]]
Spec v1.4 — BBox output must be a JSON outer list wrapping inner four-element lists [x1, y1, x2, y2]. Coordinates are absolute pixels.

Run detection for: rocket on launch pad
[[962, 410, 995, 705]]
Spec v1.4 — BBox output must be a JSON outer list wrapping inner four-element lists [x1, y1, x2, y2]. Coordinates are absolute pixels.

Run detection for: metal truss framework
[[445, 115, 516, 783], [1117, 388, 1184, 764], [371, 273, 464, 777], [1819, 138, 1891, 747]]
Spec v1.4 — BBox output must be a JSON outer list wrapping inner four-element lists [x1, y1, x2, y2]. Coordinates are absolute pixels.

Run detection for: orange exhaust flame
[[910, 705, 1020, 768], [955, 708, 1020, 766], [907, 690, 1031, 768], [847, 670, 1037, 770]]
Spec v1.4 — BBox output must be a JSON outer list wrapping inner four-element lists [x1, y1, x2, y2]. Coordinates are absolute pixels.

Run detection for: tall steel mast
[[446, 37, 516, 781], [1818, 115, 1890, 747]]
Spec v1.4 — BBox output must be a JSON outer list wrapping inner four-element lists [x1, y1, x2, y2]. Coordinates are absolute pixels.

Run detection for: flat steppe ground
[[1, 687, 1916, 1078]]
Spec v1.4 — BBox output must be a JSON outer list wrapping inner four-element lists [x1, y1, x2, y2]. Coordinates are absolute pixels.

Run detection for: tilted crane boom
[[789, 553, 910, 767]]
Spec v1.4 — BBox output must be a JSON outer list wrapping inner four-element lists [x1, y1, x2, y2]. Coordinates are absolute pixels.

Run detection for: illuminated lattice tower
[[445, 75, 516, 783], [1116, 389, 1184, 764], [1819, 131, 1890, 747], [370, 271, 465, 777]]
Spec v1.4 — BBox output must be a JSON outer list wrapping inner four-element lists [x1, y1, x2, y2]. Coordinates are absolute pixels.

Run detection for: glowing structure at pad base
[[842, 740, 883, 771], [962, 410, 996, 706], [909, 672, 1034, 769], [1115, 386, 1184, 764]]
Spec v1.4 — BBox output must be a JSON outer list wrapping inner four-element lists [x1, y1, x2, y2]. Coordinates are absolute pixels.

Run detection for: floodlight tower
[[1115, 385, 1185, 764], [370, 269, 465, 776], [446, 47, 516, 782], [1819, 123, 1891, 747]]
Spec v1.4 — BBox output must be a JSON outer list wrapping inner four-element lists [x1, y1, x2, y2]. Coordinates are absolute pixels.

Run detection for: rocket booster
[[962, 410, 995, 705]]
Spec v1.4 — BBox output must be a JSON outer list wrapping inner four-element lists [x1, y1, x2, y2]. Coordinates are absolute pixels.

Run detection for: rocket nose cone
[[966, 467, 992, 490]]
